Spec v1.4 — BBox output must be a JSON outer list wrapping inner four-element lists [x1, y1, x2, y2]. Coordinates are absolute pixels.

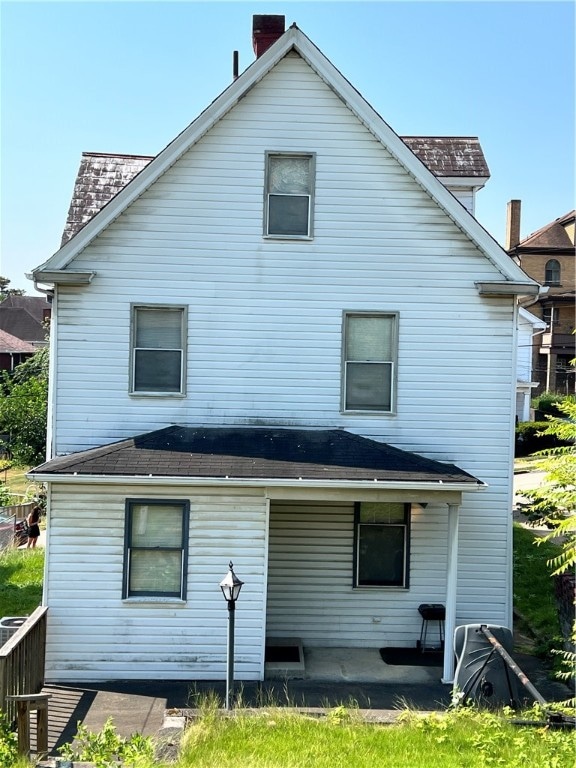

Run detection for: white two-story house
[[30, 16, 537, 685]]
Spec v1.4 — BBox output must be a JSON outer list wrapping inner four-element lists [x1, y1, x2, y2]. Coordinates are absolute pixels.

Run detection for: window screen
[[124, 500, 189, 598], [132, 307, 185, 393]]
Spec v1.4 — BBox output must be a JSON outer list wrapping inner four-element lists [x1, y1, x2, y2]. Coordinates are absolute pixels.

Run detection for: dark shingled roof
[[0, 295, 50, 344], [61, 138, 490, 243], [516, 210, 576, 250], [33, 426, 481, 485], [401, 137, 489, 178]]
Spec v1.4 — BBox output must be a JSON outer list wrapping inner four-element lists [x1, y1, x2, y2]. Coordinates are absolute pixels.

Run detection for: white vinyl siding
[[47, 50, 517, 662], [43, 484, 268, 682], [266, 501, 450, 648]]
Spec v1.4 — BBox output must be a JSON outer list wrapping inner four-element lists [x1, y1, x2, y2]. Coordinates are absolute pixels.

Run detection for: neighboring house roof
[[0, 295, 50, 343], [61, 153, 154, 246], [61, 138, 490, 243], [0, 329, 36, 354], [33, 24, 536, 294], [401, 137, 489, 178], [515, 210, 576, 251], [32, 426, 483, 486]]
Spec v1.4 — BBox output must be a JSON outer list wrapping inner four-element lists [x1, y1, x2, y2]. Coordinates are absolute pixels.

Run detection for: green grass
[[0, 547, 44, 616], [170, 705, 575, 768], [0, 465, 37, 501], [513, 522, 563, 655]]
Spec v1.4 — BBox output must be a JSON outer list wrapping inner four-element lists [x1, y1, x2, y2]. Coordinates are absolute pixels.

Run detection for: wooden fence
[[1, 501, 35, 521], [0, 607, 48, 721]]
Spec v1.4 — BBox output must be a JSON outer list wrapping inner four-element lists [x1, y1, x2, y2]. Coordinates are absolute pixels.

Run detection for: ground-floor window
[[123, 499, 189, 599], [353, 502, 409, 587]]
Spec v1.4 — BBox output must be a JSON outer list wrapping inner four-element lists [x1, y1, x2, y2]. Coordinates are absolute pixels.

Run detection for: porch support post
[[442, 502, 460, 683]]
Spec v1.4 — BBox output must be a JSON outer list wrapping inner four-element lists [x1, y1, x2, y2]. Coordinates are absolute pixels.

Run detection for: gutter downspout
[[442, 502, 460, 683]]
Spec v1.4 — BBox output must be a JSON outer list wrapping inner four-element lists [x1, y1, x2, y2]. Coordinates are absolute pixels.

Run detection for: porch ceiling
[[31, 426, 482, 487]]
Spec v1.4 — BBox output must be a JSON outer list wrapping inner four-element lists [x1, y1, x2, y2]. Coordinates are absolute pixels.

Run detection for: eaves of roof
[[32, 24, 536, 292], [29, 426, 484, 490]]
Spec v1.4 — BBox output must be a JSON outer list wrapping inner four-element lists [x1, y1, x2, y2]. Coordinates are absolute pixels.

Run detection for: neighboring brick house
[[506, 202, 576, 394]]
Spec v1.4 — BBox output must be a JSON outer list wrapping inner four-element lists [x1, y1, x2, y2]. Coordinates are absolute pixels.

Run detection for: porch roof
[[32, 426, 482, 486]]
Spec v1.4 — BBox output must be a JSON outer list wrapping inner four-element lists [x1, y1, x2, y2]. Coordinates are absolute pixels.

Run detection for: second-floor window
[[131, 305, 186, 394], [265, 153, 315, 238], [544, 259, 561, 285], [342, 312, 398, 413]]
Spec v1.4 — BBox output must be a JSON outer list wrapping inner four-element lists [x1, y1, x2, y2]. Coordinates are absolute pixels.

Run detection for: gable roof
[[30, 426, 483, 489], [32, 23, 536, 294], [60, 138, 490, 244], [514, 210, 575, 251]]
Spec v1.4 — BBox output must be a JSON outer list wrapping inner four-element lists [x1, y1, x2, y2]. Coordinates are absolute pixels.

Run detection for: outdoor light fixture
[[219, 561, 244, 710]]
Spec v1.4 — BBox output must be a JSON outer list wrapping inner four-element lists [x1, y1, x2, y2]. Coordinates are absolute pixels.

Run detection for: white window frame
[[130, 304, 187, 396], [123, 498, 190, 600], [342, 311, 398, 414], [264, 151, 315, 239]]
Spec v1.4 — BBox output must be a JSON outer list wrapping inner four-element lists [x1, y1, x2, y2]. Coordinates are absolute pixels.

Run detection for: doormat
[[379, 647, 443, 666], [265, 645, 301, 663]]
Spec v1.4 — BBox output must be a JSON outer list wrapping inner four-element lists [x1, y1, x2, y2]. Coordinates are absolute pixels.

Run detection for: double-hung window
[[131, 305, 186, 394], [354, 502, 409, 587], [123, 499, 189, 599], [343, 312, 398, 412], [544, 259, 561, 286], [265, 152, 315, 238]]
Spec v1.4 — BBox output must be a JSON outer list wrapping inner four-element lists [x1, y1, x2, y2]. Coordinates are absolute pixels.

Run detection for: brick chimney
[[505, 199, 522, 250], [252, 15, 285, 58]]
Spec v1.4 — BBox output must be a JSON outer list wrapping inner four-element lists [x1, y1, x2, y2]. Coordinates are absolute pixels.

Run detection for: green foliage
[[0, 481, 15, 506], [0, 709, 18, 767], [513, 524, 563, 655], [0, 370, 48, 466], [517, 395, 575, 702], [0, 547, 44, 616], [531, 392, 571, 418], [59, 717, 154, 767], [515, 421, 571, 457]]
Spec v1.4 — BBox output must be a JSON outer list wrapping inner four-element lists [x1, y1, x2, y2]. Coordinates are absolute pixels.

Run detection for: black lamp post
[[219, 561, 244, 710]]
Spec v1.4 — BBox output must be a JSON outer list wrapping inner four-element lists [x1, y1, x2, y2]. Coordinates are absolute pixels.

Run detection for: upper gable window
[[131, 306, 186, 395], [342, 312, 398, 413], [544, 259, 561, 286], [265, 153, 315, 238]]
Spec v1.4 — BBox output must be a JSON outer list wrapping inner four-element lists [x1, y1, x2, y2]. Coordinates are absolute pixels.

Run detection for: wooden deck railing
[[0, 607, 48, 722]]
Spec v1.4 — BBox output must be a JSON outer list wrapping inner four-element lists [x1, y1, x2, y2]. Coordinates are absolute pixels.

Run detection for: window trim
[[544, 259, 561, 286], [263, 151, 316, 240], [123, 498, 190, 600], [353, 502, 410, 588], [129, 304, 187, 397], [341, 311, 399, 415]]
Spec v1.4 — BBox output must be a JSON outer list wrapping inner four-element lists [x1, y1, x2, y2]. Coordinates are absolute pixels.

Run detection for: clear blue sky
[[1, 0, 574, 292]]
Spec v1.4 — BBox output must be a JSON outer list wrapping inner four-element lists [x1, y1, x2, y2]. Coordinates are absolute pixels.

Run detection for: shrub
[[515, 421, 570, 456], [531, 392, 570, 419]]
